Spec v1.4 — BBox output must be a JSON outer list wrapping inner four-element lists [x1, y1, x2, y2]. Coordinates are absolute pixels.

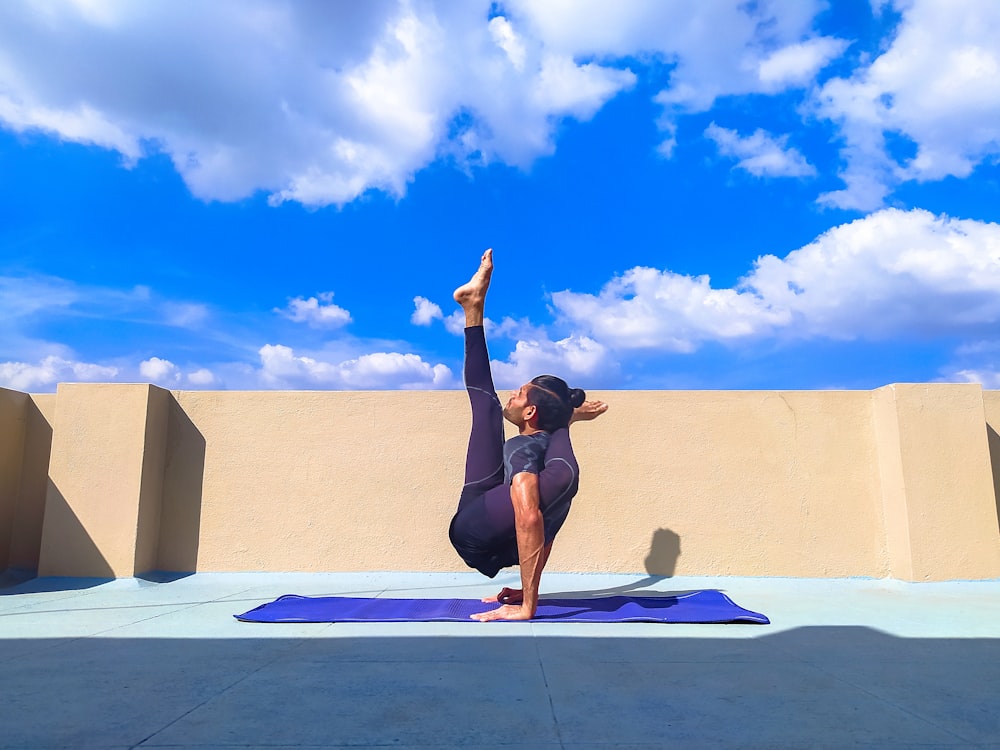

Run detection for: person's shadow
[[644, 527, 681, 576], [544, 527, 686, 599]]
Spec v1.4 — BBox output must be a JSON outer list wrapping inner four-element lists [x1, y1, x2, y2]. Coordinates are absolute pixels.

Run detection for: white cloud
[[187, 368, 217, 386], [139, 356, 180, 383], [0, 355, 119, 391], [815, 0, 1000, 209], [489, 334, 614, 390], [488, 316, 545, 342], [757, 37, 850, 90], [438, 309, 544, 341], [430, 307, 605, 389], [940, 340, 1000, 389], [532, 55, 636, 123], [488, 16, 526, 72], [0, 1, 639, 207], [14, 2, 993, 212], [0, 274, 150, 320], [0, 98, 142, 162], [444, 310, 466, 335], [506, 0, 840, 152], [257, 344, 456, 389], [705, 123, 816, 178], [0, 275, 81, 323], [501, 1, 840, 156], [276, 293, 352, 328], [0, 353, 222, 392], [163, 302, 209, 328], [950, 369, 1000, 389], [0, 273, 212, 343], [552, 267, 785, 352], [411, 296, 443, 325], [551, 209, 1000, 351], [0, 1, 851, 206], [654, 120, 677, 159]]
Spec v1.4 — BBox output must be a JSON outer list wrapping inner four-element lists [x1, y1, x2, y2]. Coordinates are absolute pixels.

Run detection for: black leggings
[[449, 326, 579, 577]]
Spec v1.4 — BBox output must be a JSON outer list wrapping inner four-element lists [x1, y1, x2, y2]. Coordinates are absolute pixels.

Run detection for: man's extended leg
[[448, 324, 511, 575], [453, 249, 504, 509], [457, 325, 504, 504], [449, 249, 516, 581]]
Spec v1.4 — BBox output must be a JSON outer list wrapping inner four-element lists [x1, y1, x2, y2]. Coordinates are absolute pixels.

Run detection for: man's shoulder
[[503, 432, 551, 463], [503, 431, 550, 479], [505, 431, 551, 449]]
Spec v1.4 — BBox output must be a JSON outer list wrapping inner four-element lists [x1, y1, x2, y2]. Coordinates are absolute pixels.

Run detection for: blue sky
[[2, 0, 1000, 392]]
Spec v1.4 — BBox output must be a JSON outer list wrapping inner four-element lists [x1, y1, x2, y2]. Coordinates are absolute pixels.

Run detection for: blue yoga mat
[[235, 590, 769, 624]]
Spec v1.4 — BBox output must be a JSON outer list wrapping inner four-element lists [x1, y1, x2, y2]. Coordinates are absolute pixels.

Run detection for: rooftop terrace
[[2, 571, 999, 748], [2, 383, 999, 746]]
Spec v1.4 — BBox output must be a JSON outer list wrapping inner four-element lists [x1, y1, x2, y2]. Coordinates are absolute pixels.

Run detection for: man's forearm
[[515, 508, 545, 615], [511, 472, 545, 617]]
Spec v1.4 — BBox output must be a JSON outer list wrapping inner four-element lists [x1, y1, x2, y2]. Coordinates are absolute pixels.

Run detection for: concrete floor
[[1, 570, 999, 749]]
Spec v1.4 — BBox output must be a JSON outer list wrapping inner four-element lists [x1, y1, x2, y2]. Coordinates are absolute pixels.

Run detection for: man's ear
[[524, 404, 537, 423]]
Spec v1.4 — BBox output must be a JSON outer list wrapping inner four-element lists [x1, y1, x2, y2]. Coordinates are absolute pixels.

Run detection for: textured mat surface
[[235, 590, 770, 624]]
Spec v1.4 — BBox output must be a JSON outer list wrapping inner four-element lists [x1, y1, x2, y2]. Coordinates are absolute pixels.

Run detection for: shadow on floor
[[0, 627, 997, 747], [138, 570, 197, 584], [538, 576, 702, 599], [0, 571, 115, 594], [0, 568, 36, 590]]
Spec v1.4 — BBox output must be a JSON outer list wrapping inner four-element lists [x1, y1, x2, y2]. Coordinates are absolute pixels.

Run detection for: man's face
[[502, 383, 532, 425]]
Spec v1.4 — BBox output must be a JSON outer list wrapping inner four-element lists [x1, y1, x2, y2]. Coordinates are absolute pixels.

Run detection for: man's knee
[[449, 515, 516, 578]]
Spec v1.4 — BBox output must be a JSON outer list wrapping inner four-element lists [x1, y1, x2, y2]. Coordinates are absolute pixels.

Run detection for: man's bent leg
[[449, 491, 517, 579]]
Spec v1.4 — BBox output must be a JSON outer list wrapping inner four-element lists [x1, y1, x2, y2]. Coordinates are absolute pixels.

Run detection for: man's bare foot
[[570, 400, 608, 424], [453, 249, 493, 327], [481, 586, 523, 604]]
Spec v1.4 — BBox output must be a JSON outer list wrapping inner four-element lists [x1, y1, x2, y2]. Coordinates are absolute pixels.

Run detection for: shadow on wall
[[34, 479, 115, 583], [10, 398, 54, 571], [546, 527, 684, 599], [0, 395, 53, 575], [988, 425, 1000, 535], [644, 527, 681, 576], [156, 396, 206, 573]]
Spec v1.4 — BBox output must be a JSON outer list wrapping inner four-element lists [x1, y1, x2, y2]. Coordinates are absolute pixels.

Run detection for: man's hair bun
[[528, 375, 586, 430]]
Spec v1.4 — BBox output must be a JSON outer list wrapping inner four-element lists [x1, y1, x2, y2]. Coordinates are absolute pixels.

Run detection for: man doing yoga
[[450, 249, 607, 622]]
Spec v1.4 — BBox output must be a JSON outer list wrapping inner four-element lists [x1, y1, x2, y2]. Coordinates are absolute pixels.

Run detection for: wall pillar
[[872, 383, 1000, 581], [0, 389, 29, 572], [38, 384, 170, 577]]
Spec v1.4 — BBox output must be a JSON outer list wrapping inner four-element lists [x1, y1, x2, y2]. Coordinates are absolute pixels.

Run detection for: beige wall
[[984, 389, 1000, 562], [567, 390, 889, 578], [0, 389, 55, 572], [0, 388, 26, 571], [3, 383, 999, 580]]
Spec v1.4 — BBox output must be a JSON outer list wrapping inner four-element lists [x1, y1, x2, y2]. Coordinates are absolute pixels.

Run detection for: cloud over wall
[[551, 209, 1000, 352]]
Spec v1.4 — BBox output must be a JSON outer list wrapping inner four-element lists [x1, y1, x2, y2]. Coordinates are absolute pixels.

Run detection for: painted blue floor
[[2, 571, 999, 749]]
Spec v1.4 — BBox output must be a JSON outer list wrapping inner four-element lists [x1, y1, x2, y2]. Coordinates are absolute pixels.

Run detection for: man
[[449, 249, 607, 621]]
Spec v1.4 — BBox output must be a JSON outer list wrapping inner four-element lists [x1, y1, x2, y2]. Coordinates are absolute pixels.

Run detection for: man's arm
[[481, 541, 552, 604], [471, 471, 544, 621]]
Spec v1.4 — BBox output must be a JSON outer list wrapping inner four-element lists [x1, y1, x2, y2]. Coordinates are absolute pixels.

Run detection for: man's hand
[[470, 603, 534, 621], [569, 400, 608, 424], [481, 587, 523, 604]]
